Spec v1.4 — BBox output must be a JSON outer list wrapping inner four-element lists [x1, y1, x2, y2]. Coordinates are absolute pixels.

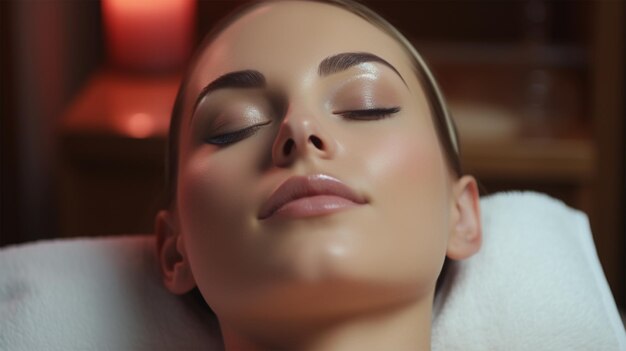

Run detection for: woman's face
[[175, 1, 455, 323]]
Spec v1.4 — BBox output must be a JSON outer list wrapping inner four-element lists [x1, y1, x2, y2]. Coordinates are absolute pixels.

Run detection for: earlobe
[[446, 175, 482, 260], [155, 210, 197, 294]]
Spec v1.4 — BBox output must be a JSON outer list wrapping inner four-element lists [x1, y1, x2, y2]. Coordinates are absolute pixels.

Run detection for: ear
[[155, 210, 196, 294], [446, 175, 482, 260]]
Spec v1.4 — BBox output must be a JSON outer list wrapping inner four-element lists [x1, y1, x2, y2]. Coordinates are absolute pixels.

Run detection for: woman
[[156, 0, 482, 349]]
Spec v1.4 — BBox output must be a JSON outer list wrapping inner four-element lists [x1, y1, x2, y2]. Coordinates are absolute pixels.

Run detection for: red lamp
[[102, 0, 196, 73]]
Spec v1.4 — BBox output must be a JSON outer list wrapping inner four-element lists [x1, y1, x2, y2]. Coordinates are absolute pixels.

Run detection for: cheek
[[177, 148, 259, 287], [353, 121, 450, 284], [360, 118, 449, 204], [178, 149, 245, 228], [372, 131, 446, 193]]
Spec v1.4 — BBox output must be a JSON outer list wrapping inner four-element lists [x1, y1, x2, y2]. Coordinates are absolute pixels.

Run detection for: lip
[[258, 174, 368, 220]]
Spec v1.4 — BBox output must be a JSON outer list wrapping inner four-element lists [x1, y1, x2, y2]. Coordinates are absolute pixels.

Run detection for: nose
[[271, 111, 337, 167]]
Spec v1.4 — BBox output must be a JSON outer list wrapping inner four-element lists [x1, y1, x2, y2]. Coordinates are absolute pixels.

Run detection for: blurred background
[[0, 0, 623, 309]]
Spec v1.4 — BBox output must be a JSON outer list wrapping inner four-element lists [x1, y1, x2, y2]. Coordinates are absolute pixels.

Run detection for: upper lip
[[258, 174, 367, 219]]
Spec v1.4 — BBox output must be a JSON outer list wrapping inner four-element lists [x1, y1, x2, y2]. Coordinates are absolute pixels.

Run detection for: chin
[[248, 251, 425, 316], [207, 269, 425, 325]]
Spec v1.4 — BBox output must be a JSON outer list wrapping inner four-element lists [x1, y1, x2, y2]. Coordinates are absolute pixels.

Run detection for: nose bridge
[[271, 103, 336, 167]]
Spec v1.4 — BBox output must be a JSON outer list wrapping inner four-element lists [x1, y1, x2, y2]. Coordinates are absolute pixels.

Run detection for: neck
[[219, 296, 432, 351]]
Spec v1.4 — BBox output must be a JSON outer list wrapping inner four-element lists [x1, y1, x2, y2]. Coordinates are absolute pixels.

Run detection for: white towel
[[432, 192, 625, 350], [0, 192, 624, 350]]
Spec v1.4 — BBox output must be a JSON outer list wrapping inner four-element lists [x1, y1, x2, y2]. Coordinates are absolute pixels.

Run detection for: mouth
[[258, 174, 368, 220]]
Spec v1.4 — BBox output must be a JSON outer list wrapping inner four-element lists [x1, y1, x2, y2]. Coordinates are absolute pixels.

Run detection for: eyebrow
[[318, 52, 407, 85], [191, 52, 406, 120], [192, 70, 266, 115]]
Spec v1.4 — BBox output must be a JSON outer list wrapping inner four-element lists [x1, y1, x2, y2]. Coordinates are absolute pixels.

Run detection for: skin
[[156, 1, 481, 350]]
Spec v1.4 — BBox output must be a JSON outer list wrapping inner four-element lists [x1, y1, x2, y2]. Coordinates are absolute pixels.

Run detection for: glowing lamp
[[102, 0, 195, 73]]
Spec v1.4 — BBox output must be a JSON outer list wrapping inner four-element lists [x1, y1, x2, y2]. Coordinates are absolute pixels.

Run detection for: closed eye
[[205, 121, 271, 146], [333, 107, 401, 120]]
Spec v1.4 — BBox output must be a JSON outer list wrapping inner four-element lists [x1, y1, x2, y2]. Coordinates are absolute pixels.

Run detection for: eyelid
[[205, 120, 272, 146], [333, 107, 401, 120], [192, 89, 274, 130]]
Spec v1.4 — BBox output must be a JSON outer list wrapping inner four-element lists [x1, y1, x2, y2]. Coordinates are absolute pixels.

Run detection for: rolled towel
[[432, 191, 625, 350], [0, 234, 222, 350]]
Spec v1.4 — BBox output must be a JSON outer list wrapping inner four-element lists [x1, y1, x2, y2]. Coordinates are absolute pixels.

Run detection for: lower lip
[[269, 195, 362, 219]]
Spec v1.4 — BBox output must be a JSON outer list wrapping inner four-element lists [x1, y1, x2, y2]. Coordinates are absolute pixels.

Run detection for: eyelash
[[204, 107, 400, 146], [334, 107, 401, 120], [205, 121, 271, 146]]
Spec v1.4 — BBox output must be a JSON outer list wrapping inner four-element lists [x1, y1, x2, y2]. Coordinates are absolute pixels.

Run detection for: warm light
[[125, 113, 156, 138], [102, 0, 195, 72]]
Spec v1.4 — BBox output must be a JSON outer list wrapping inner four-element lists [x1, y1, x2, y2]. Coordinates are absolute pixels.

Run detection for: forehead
[[187, 1, 416, 92]]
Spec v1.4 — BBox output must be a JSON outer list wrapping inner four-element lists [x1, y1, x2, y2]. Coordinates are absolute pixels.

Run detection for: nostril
[[309, 135, 324, 150], [283, 139, 295, 155]]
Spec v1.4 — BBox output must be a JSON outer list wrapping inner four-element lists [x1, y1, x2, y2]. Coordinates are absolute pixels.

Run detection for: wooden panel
[[59, 135, 165, 237]]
